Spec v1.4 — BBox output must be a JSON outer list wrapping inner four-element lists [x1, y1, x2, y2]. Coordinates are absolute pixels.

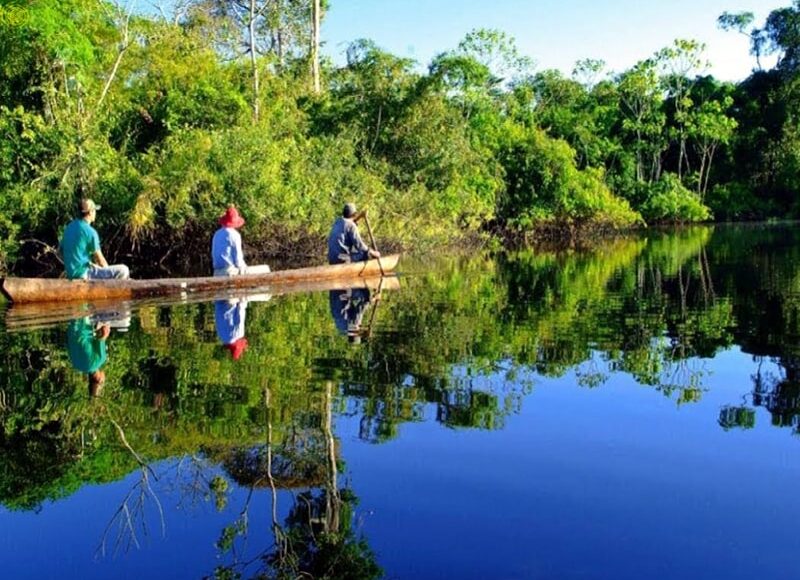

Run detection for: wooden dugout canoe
[[0, 254, 400, 304], [4, 274, 400, 331]]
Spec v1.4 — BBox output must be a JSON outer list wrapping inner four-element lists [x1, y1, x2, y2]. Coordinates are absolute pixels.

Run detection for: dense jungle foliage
[[0, 0, 799, 273]]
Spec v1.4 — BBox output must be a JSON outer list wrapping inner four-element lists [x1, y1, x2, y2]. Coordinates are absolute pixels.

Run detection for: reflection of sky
[[0, 459, 288, 579], [337, 346, 800, 578], [3, 343, 794, 578]]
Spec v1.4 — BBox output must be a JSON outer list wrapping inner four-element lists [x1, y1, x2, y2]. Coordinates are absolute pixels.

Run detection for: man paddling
[[327, 203, 381, 265], [60, 198, 130, 280], [211, 206, 271, 276]]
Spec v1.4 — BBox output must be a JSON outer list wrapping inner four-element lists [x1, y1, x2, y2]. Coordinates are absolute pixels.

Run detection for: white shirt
[[211, 227, 246, 273]]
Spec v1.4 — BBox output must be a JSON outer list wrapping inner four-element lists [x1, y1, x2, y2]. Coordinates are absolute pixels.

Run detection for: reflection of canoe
[[1, 255, 400, 304], [4, 275, 400, 331]]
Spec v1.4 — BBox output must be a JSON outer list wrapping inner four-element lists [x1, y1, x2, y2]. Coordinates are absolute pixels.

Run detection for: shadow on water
[[1, 223, 800, 576]]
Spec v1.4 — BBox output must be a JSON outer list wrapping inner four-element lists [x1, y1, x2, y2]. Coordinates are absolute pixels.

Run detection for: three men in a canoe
[[211, 206, 272, 277], [59, 200, 377, 282], [60, 198, 130, 280], [327, 203, 381, 265]]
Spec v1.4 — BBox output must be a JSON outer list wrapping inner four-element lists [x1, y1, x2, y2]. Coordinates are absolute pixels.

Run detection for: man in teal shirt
[[60, 198, 130, 280], [67, 317, 109, 396]]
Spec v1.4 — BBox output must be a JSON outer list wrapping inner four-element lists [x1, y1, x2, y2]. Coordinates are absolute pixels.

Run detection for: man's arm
[[88, 227, 108, 267], [349, 224, 371, 254], [92, 250, 110, 268], [233, 230, 247, 269], [349, 213, 380, 258]]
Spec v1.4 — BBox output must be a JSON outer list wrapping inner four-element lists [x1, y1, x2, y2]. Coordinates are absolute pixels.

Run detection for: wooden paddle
[[361, 210, 385, 276]]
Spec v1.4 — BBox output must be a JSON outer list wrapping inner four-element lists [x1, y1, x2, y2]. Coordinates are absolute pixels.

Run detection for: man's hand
[[352, 209, 367, 222], [95, 323, 111, 340], [369, 249, 381, 259]]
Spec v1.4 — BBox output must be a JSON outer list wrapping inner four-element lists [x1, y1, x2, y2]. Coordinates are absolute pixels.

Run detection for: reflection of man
[[92, 305, 132, 331], [329, 288, 375, 344], [67, 317, 109, 396], [215, 299, 249, 360]]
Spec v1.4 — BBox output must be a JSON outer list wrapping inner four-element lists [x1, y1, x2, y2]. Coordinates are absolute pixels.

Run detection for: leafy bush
[[640, 174, 711, 223], [496, 124, 640, 230], [707, 181, 772, 220]]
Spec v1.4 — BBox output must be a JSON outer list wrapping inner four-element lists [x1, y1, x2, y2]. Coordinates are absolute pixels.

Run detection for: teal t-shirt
[[60, 219, 100, 280], [66, 318, 107, 374]]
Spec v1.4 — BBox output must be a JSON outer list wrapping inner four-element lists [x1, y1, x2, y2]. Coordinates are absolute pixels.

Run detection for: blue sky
[[321, 0, 784, 81]]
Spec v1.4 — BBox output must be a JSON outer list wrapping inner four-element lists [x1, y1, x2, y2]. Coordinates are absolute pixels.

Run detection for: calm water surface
[[1, 224, 799, 579]]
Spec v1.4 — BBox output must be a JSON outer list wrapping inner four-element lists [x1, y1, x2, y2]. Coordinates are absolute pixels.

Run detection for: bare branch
[[96, 5, 132, 111], [110, 417, 158, 480]]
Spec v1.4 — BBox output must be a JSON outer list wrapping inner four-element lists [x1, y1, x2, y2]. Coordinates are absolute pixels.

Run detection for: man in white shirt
[[211, 206, 271, 277]]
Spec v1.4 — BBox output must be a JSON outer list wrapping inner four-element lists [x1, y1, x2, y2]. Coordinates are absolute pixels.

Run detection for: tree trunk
[[635, 128, 643, 182], [311, 0, 321, 94], [702, 145, 717, 198], [677, 135, 687, 179], [696, 145, 708, 196], [249, 0, 259, 122], [277, 29, 284, 72]]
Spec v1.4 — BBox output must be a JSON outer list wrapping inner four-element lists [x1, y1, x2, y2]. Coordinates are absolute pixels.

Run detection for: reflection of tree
[[0, 231, 733, 512], [720, 354, 800, 434], [0, 420, 82, 511], [575, 356, 609, 388], [718, 406, 756, 430], [92, 407, 174, 557], [437, 388, 505, 430], [95, 466, 164, 557], [122, 351, 178, 412], [596, 230, 731, 402], [213, 383, 381, 579], [0, 338, 120, 510], [750, 357, 800, 432]]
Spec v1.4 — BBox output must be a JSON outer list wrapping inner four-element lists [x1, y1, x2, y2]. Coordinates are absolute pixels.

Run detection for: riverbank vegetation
[[1, 1, 799, 273]]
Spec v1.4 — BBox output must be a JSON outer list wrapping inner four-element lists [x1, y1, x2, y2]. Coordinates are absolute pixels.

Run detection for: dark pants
[[329, 251, 369, 265]]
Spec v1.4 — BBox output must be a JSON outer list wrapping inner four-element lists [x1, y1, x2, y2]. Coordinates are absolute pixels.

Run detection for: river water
[[0, 224, 798, 579]]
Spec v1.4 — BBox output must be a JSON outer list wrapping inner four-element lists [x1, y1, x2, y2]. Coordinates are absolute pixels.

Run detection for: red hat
[[219, 206, 245, 228], [225, 337, 248, 360]]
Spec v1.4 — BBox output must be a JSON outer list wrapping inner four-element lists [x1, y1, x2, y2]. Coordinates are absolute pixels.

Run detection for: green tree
[[687, 94, 737, 199], [656, 39, 709, 181], [617, 59, 665, 187], [718, 11, 766, 71]]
